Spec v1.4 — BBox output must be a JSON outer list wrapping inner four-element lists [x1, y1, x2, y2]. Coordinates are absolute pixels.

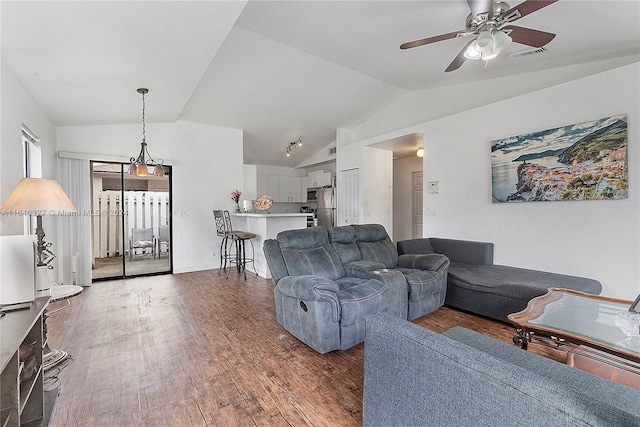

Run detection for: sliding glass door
[[91, 162, 172, 280]]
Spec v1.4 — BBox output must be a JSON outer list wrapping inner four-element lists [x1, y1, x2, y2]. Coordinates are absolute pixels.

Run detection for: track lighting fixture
[[285, 138, 303, 157]]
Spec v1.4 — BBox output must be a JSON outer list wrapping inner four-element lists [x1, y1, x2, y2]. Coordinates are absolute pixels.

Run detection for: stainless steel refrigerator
[[316, 187, 335, 228]]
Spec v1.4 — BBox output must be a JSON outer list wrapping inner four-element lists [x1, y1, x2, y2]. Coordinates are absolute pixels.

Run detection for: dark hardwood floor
[[45, 270, 566, 427]]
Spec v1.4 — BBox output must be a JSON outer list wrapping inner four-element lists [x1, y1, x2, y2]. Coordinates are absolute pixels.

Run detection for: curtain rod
[[58, 150, 172, 165]]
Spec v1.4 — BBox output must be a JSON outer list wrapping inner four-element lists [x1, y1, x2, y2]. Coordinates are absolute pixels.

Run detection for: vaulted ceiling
[[2, 1, 639, 166]]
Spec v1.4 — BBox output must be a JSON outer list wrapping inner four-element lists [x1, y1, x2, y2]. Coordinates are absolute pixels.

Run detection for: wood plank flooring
[[45, 270, 566, 427]]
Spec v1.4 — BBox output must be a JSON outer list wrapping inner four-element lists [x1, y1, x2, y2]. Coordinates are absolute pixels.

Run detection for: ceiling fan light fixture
[[492, 30, 512, 52], [481, 52, 499, 61], [464, 41, 482, 60], [475, 31, 494, 53]]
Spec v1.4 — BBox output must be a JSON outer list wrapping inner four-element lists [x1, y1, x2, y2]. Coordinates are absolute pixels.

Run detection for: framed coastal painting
[[491, 114, 628, 203]]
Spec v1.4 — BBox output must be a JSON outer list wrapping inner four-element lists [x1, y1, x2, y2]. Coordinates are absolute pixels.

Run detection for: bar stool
[[223, 210, 256, 280], [213, 210, 233, 274]]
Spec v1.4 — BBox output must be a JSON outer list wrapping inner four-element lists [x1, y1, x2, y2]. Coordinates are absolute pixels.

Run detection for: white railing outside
[[92, 191, 170, 259]]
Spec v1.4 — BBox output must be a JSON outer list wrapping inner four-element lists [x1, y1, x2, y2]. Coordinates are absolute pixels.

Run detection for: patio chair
[[129, 227, 156, 261], [157, 225, 170, 258]]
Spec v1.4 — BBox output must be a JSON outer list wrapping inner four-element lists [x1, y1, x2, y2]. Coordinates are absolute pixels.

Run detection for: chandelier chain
[[141, 90, 146, 144]]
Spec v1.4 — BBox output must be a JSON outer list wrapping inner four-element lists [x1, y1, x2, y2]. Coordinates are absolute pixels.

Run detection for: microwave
[[307, 187, 319, 202]]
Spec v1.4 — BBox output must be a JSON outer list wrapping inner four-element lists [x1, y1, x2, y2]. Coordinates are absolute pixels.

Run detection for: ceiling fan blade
[[445, 39, 475, 72], [400, 30, 466, 50], [504, 25, 556, 47], [501, 0, 558, 23], [467, 0, 493, 18]]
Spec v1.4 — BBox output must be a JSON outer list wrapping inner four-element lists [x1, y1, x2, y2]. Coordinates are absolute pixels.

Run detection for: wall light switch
[[428, 181, 439, 194]]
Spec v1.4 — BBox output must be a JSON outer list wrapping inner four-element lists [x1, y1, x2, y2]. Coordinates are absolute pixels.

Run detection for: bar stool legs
[[231, 235, 256, 280]]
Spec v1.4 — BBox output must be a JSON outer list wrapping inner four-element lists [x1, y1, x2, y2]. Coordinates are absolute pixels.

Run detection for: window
[[22, 125, 42, 234]]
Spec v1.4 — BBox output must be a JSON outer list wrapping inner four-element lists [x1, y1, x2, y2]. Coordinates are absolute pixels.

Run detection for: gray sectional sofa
[[397, 237, 602, 322], [363, 314, 640, 427], [263, 224, 449, 353]]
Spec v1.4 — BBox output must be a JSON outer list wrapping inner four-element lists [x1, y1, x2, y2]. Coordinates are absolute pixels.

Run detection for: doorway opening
[[90, 161, 172, 280], [368, 131, 423, 242]]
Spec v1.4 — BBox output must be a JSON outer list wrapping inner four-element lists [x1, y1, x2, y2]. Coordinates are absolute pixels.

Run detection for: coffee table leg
[[513, 329, 530, 350]]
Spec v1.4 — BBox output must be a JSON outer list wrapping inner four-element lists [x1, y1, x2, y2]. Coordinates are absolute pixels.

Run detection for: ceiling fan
[[400, 0, 558, 72]]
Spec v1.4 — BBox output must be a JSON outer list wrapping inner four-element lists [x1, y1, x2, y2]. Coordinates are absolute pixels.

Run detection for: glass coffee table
[[508, 288, 639, 387]]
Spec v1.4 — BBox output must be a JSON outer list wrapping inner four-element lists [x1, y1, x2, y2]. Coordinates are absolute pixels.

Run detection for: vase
[[235, 202, 241, 213]]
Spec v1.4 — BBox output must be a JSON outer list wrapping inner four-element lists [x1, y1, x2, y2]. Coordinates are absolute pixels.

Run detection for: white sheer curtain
[[57, 158, 92, 286]]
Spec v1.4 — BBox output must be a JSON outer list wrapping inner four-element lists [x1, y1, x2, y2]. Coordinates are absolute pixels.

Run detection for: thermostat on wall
[[428, 181, 439, 194]]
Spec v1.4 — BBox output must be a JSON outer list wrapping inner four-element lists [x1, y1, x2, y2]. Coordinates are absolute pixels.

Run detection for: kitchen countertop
[[231, 212, 312, 279], [232, 213, 313, 217]]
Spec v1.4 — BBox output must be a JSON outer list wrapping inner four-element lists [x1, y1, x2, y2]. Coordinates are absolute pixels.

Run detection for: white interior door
[[339, 168, 359, 225]]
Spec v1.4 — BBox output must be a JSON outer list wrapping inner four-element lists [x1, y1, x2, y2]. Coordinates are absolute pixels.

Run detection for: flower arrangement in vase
[[231, 189, 242, 213]]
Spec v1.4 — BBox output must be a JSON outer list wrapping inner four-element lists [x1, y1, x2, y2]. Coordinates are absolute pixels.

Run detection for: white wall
[[393, 156, 423, 243], [296, 140, 336, 168], [362, 147, 393, 236], [347, 62, 639, 299], [350, 55, 640, 145], [57, 120, 244, 274], [1, 61, 60, 269]]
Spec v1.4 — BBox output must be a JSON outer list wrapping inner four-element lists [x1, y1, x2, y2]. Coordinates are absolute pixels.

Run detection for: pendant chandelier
[[129, 88, 164, 177]]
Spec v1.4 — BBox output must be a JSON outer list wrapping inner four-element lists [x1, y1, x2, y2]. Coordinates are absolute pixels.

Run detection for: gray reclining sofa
[[397, 237, 602, 322], [363, 314, 640, 427], [263, 225, 449, 353]]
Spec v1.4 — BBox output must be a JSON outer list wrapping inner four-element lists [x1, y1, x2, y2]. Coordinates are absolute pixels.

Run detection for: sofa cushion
[[337, 278, 389, 326], [351, 224, 398, 268], [277, 227, 345, 280], [328, 226, 362, 264], [401, 269, 445, 301], [343, 260, 387, 279], [448, 263, 602, 297]]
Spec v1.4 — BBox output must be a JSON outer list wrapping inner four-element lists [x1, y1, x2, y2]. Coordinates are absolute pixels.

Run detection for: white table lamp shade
[[0, 178, 76, 214]]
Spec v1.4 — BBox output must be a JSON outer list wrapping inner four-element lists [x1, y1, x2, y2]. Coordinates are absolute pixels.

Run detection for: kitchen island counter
[[231, 213, 313, 279], [234, 213, 312, 218]]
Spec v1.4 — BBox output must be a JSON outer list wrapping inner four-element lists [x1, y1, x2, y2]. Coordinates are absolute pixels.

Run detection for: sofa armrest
[[397, 253, 449, 272], [276, 275, 339, 300], [396, 238, 434, 256], [363, 314, 640, 427], [275, 275, 342, 321], [429, 238, 494, 265]]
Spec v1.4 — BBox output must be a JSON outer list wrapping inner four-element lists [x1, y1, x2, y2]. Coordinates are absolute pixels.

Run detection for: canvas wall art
[[491, 114, 628, 203]]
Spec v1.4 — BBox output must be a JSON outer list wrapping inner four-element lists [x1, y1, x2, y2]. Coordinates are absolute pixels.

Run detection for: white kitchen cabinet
[[257, 174, 279, 199], [278, 176, 303, 202], [308, 170, 332, 188], [257, 174, 303, 202]]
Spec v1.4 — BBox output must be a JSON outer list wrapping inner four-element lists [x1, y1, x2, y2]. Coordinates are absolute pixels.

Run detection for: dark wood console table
[[1, 297, 51, 426]]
